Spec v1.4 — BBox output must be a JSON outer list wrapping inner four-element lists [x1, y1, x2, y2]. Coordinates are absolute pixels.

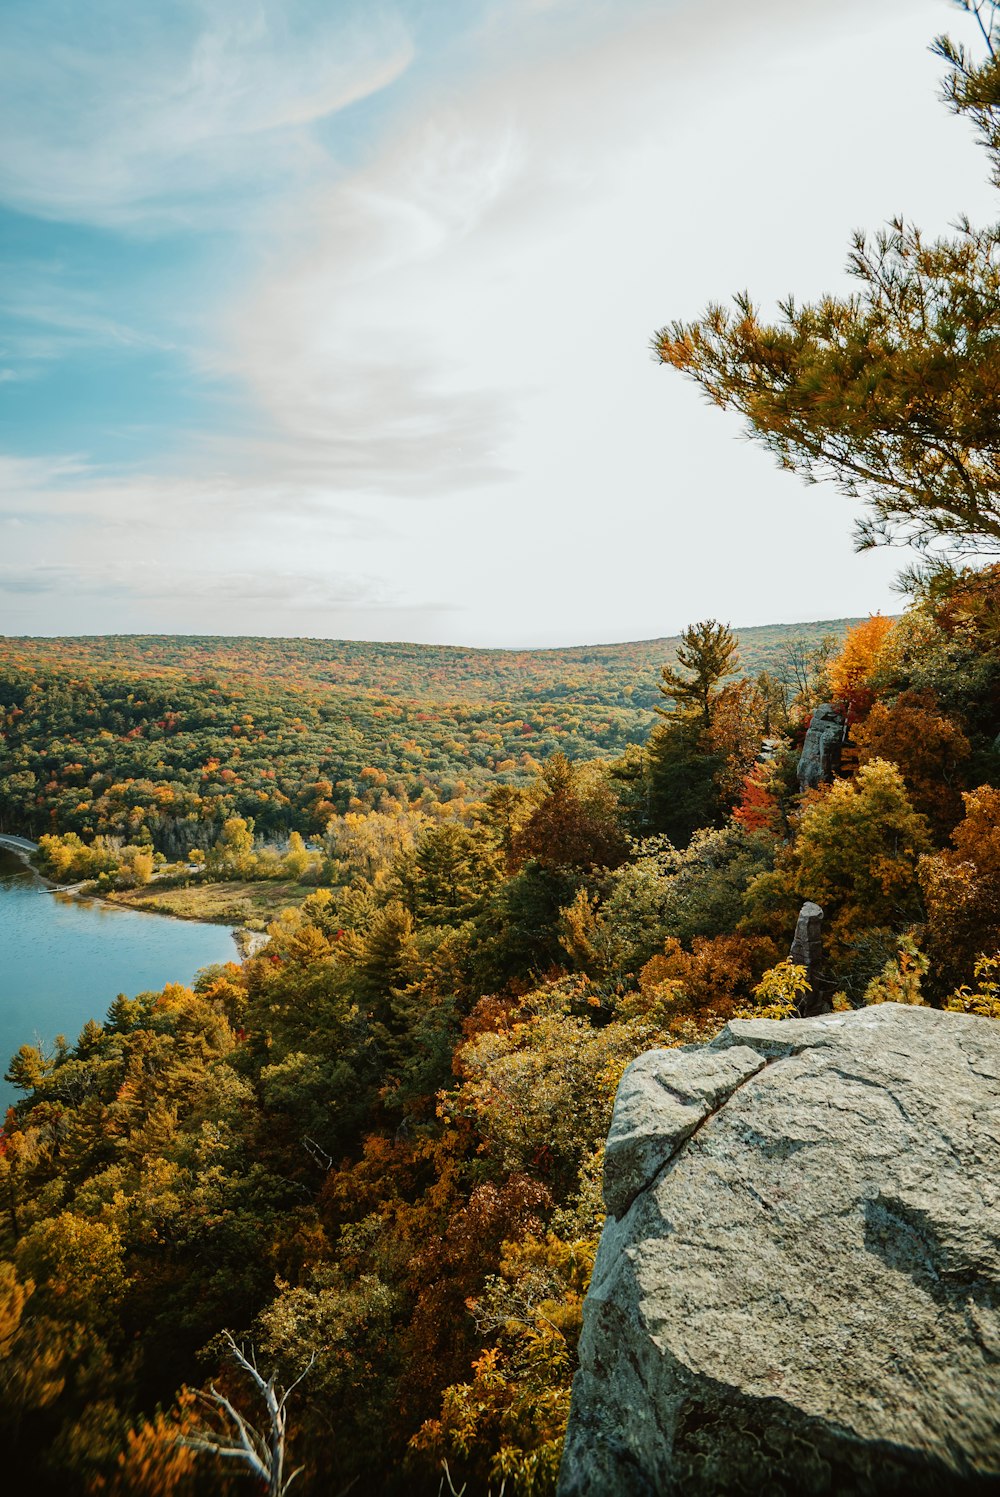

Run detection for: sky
[[1, 0, 997, 646]]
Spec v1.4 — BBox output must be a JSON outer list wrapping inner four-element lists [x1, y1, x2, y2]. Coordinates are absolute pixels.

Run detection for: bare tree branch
[[180, 1331, 314, 1497]]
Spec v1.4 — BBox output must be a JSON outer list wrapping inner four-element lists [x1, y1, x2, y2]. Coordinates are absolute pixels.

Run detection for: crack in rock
[[603, 1045, 811, 1220]]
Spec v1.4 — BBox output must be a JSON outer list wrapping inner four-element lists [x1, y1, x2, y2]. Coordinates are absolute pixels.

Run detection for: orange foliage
[[733, 763, 783, 834], [854, 690, 970, 836], [921, 785, 1000, 990], [706, 679, 766, 804], [318, 1132, 462, 1247], [461, 993, 519, 1042], [826, 614, 894, 714], [97, 1391, 235, 1497], [634, 933, 779, 1021]]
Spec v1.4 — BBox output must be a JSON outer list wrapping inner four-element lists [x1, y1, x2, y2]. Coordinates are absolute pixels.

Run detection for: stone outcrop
[[558, 1005, 1000, 1496], [796, 703, 845, 791], [789, 900, 829, 1016]]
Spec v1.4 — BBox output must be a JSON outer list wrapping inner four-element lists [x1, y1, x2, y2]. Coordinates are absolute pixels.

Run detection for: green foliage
[[5, 572, 1000, 1493], [0, 623, 854, 856], [657, 221, 1000, 553], [394, 821, 502, 924], [743, 760, 932, 975], [644, 716, 723, 845], [592, 826, 776, 976], [656, 619, 739, 726]]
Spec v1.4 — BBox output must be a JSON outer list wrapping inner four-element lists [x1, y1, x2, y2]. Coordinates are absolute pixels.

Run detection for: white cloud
[[0, 456, 453, 635], [0, 0, 414, 227], [5, 0, 998, 643], [186, 0, 991, 642]]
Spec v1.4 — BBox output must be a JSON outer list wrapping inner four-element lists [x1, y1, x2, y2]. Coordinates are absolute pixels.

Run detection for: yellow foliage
[[862, 934, 927, 1006], [826, 614, 895, 703], [412, 1232, 598, 1497], [944, 954, 1000, 1019], [736, 960, 807, 1020]]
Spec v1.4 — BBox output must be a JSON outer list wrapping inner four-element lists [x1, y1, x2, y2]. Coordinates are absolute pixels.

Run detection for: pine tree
[[657, 620, 740, 727], [655, 3, 1000, 560]]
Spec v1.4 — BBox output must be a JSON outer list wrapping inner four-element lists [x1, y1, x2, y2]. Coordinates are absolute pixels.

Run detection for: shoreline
[[0, 834, 53, 887], [0, 834, 254, 957]]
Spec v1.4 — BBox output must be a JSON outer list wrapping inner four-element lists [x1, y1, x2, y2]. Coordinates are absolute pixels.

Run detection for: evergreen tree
[[644, 717, 723, 846], [644, 621, 741, 844], [395, 821, 500, 924], [657, 620, 739, 727]]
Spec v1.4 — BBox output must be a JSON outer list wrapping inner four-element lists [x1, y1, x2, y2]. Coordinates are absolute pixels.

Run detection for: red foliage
[[396, 1175, 552, 1428], [733, 764, 782, 834]]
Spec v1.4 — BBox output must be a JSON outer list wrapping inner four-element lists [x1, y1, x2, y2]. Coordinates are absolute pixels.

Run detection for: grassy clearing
[[106, 878, 316, 927]]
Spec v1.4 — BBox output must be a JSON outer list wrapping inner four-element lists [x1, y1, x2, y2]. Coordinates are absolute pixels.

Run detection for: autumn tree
[[208, 817, 256, 878], [646, 621, 757, 841], [510, 755, 628, 873], [705, 678, 768, 804], [743, 759, 933, 972], [591, 824, 776, 976], [657, 619, 740, 726], [655, 3, 1000, 559], [826, 614, 895, 715], [633, 933, 777, 1025], [921, 783, 1000, 989], [854, 689, 971, 835]]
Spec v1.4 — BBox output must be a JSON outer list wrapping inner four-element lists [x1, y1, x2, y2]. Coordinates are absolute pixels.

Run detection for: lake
[[0, 847, 238, 1110]]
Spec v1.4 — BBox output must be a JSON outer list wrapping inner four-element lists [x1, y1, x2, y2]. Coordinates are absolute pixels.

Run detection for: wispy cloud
[[3, 291, 179, 355], [0, 559, 387, 608], [0, 0, 984, 644], [0, 0, 414, 228], [0, 453, 456, 633]]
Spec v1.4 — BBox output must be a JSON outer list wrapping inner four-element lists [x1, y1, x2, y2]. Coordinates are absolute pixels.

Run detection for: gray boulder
[[558, 1005, 1000, 1496], [797, 703, 845, 791]]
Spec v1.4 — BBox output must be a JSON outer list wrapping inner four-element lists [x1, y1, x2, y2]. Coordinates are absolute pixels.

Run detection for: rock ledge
[[558, 1005, 1000, 1496]]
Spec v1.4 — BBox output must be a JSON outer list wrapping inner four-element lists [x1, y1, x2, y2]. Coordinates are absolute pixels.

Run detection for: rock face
[[796, 703, 845, 791], [558, 1006, 1000, 1496], [788, 900, 829, 1016]]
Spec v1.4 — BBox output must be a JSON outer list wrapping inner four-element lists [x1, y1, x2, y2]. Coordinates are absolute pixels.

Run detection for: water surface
[[0, 848, 237, 1109]]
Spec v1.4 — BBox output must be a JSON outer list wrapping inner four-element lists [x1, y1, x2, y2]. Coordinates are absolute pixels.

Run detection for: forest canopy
[[3, 569, 1000, 1495]]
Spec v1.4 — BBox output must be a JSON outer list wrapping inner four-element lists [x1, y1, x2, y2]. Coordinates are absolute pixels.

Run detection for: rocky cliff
[[558, 1005, 1000, 1495]]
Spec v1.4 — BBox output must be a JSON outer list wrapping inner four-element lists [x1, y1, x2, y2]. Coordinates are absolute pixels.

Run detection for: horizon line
[[0, 615, 878, 656]]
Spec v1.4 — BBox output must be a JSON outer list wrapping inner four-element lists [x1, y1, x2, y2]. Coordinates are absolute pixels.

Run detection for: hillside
[[0, 619, 856, 708], [0, 621, 855, 846], [2, 576, 999, 1497]]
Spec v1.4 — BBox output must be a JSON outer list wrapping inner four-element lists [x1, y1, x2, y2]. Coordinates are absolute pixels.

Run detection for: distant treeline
[[0, 622, 853, 850]]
